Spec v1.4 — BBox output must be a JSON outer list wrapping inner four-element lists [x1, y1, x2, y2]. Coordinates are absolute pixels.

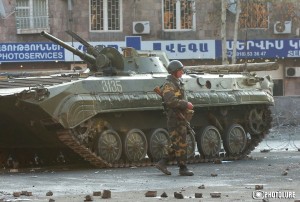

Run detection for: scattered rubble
[[161, 192, 168, 198], [13, 192, 21, 197], [21, 191, 27, 196], [46, 191, 53, 196], [84, 194, 93, 201], [11, 191, 33, 197], [255, 185, 263, 190], [93, 191, 101, 196], [195, 193, 203, 198], [0, 149, 298, 202], [211, 173, 218, 177], [210, 192, 221, 198], [145, 191, 157, 197], [102, 190, 111, 199], [282, 170, 288, 176], [174, 192, 184, 199], [20, 191, 32, 196]]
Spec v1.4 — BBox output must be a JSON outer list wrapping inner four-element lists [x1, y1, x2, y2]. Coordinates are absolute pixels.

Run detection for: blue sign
[[0, 42, 65, 62], [2, 38, 300, 63], [216, 39, 300, 59], [126, 36, 141, 50], [143, 40, 216, 59]]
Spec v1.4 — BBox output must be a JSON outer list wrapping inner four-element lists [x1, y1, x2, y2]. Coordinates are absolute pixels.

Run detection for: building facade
[[0, 0, 300, 95]]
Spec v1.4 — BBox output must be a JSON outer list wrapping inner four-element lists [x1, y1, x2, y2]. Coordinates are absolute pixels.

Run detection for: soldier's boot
[[179, 165, 194, 176], [155, 159, 171, 175]]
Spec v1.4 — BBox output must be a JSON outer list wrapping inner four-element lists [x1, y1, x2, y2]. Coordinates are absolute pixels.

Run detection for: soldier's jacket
[[161, 75, 189, 126]]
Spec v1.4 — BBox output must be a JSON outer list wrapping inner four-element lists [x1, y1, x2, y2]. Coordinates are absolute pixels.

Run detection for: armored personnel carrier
[[0, 31, 278, 168]]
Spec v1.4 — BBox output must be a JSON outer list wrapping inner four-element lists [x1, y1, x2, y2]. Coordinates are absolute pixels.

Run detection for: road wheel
[[223, 124, 247, 156], [196, 125, 221, 158], [123, 129, 148, 162], [247, 107, 270, 135], [97, 129, 122, 163], [147, 128, 170, 162]]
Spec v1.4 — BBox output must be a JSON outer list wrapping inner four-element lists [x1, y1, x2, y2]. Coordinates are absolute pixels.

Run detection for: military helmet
[[167, 60, 184, 73]]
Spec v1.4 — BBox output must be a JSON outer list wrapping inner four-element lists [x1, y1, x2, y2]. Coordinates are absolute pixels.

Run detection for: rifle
[[154, 86, 196, 137]]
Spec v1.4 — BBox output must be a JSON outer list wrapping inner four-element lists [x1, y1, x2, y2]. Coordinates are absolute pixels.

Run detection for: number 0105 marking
[[101, 80, 123, 92]]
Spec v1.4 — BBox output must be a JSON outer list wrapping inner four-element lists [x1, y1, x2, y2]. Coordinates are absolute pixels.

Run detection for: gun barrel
[[184, 62, 279, 72], [65, 30, 102, 57], [41, 31, 96, 65], [66, 30, 92, 48]]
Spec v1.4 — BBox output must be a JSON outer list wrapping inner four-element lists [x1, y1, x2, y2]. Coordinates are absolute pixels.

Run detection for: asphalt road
[[0, 140, 300, 202]]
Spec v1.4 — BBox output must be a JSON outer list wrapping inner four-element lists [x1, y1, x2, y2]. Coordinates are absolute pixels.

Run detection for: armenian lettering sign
[[216, 39, 300, 59], [1, 38, 300, 63], [0, 42, 64, 62], [143, 40, 216, 59]]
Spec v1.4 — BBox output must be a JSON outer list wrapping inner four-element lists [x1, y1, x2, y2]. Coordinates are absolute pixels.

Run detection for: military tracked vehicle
[[0, 31, 278, 168]]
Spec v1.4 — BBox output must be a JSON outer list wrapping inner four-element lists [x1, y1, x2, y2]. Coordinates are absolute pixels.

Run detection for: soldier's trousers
[[166, 122, 188, 166]]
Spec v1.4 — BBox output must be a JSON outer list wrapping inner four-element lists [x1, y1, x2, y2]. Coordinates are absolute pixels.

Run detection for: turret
[[41, 31, 124, 75], [41, 31, 97, 66], [184, 62, 279, 73]]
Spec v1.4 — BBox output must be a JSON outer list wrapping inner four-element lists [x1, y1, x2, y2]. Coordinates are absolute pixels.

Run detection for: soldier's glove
[[187, 102, 194, 110]]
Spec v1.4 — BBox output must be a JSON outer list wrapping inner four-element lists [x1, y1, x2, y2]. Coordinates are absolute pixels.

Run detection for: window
[[90, 0, 122, 32], [15, 0, 49, 34], [239, 1, 269, 29], [163, 0, 195, 30]]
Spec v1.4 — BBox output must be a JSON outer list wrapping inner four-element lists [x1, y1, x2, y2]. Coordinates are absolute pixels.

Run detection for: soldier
[[155, 60, 194, 176]]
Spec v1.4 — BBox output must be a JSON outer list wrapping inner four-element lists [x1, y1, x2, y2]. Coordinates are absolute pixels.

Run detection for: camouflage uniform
[[161, 74, 189, 167], [155, 60, 193, 176]]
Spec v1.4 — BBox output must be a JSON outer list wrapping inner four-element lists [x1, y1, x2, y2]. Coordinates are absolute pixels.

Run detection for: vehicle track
[[57, 105, 270, 168]]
